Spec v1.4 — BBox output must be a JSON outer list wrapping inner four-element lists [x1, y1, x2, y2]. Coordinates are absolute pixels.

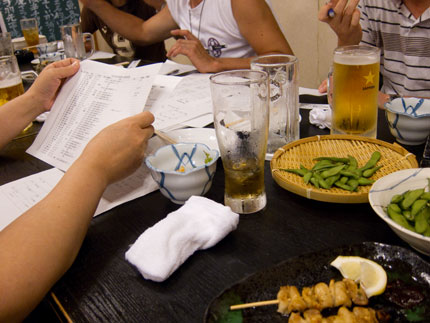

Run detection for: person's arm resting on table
[[0, 59, 155, 322]]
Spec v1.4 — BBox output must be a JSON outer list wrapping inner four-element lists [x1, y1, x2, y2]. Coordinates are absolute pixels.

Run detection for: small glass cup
[[251, 54, 299, 160], [210, 70, 269, 214], [20, 18, 39, 53], [0, 32, 14, 56], [331, 45, 380, 138]]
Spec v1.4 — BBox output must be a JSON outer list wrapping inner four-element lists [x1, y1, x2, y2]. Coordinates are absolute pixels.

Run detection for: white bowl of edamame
[[369, 168, 430, 256]]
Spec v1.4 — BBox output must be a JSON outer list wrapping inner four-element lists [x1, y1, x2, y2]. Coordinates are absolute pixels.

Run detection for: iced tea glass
[[331, 45, 380, 138], [251, 54, 299, 160], [20, 18, 39, 53], [210, 70, 269, 214]]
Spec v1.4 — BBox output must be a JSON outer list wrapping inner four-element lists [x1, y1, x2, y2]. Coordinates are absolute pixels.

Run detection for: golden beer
[[331, 46, 380, 138], [0, 81, 24, 106]]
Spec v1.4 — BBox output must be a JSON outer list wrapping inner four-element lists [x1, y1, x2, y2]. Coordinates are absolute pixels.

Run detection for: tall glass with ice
[[210, 70, 269, 214], [331, 45, 380, 138], [251, 54, 299, 159]]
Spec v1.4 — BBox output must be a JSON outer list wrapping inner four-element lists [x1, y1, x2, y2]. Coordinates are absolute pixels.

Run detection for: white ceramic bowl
[[145, 143, 219, 204], [36, 41, 58, 55], [385, 97, 430, 145], [369, 168, 430, 255]]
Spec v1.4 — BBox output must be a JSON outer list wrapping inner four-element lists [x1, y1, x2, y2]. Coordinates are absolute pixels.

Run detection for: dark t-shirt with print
[[81, 1, 166, 62]]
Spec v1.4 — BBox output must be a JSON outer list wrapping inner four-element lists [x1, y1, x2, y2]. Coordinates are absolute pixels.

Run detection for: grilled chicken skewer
[[289, 306, 378, 323], [277, 278, 368, 315], [230, 278, 368, 314]]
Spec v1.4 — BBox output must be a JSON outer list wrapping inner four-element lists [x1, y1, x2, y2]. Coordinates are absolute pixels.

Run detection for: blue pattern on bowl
[[385, 98, 430, 145], [145, 143, 219, 204]]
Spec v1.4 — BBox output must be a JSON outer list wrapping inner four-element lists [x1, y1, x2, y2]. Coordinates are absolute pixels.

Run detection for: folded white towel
[[125, 196, 239, 282], [309, 106, 332, 129]]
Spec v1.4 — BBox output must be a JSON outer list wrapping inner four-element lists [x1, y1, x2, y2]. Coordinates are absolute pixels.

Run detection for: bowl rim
[[369, 168, 430, 242], [145, 142, 219, 175], [385, 98, 430, 118]]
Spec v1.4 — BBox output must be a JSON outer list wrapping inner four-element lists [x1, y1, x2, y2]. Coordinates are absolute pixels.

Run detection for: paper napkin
[[309, 106, 332, 129], [125, 196, 239, 282]]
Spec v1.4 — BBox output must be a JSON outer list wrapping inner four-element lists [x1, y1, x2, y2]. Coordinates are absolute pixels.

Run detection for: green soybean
[[401, 188, 424, 210], [390, 194, 403, 204], [358, 177, 375, 185], [347, 178, 359, 191], [415, 209, 429, 234], [321, 164, 345, 179], [334, 181, 353, 191], [388, 203, 402, 214], [314, 156, 350, 163], [362, 165, 382, 178], [411, 199, 428, 217], [360, 151, 381, 171], [387, 208, 416, 232], [303, 171, 313, 184], [281, 168, 308, 176]]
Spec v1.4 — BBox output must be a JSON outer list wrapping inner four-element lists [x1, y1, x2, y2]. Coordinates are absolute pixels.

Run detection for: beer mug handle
[[83, 32, 95, 59], [327, 66, 333, 108]]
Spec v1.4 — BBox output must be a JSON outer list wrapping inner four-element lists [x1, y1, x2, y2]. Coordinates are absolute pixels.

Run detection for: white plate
[[167, 128, 219, 152]]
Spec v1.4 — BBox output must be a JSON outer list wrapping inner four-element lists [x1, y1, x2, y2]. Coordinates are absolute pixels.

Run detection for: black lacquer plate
[[204, 242, 430, 323]]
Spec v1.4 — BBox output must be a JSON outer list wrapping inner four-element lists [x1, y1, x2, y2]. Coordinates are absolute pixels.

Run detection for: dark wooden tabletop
[[2, 100, 427, 322]]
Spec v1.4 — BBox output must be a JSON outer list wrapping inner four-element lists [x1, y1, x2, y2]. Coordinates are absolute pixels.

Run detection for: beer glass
[[251, 54, 299, 159], [0, 55, 24, 107], [331, 45, 380, 138], [0, 32, 14, 56], [210, 70, 269, 214], [60, 24, 95, 60], [20, 18, 39, 53]]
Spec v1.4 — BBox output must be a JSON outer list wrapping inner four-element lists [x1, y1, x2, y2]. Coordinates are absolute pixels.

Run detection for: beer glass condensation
[[331, 45, 380, 138], [251, 54, 299, 160], [0, 55, 24, 107], [210, 70, 269, 214]]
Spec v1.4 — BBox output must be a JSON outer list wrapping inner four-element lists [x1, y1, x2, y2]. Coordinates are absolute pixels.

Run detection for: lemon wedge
[[330, 256, 387, 298]]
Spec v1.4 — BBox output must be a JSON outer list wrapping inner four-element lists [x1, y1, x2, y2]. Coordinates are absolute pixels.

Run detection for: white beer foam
[[334, 54, 379, 66]]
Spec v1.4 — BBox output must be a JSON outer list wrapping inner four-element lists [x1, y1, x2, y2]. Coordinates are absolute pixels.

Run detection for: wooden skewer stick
[[114, 61, 130, 66], [230, 299, 279, 311], [22, 44, 38, 50], [225, 118, 246, 128], [154, 129, 177, 145]]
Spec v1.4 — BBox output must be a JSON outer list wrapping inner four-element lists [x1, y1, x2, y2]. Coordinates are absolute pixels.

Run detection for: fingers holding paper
[[78, 111, 155, 186], [27, 58, 81, 113], [318, 0, 362, 46]]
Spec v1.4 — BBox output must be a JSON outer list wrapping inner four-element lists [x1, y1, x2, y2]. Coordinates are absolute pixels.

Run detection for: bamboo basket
[[270, 135, 418, 203]]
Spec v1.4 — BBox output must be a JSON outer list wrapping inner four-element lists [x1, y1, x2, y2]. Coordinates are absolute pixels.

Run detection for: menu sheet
[[0, 137, 164, 231], [27, 60, 161, 171]]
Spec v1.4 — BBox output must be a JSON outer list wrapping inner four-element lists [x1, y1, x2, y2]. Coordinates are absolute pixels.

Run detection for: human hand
[[78, 111, 155, 186], [318, 0, 362, 46], [26, 58, 80, 114], [167, 29, 216, 73], [318, 79, 328, 94]]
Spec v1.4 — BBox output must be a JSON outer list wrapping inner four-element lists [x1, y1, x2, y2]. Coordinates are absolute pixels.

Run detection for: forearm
[[0, 158, 107, 322], [84, 0, 159, 45], [0, 92, 44, 149]]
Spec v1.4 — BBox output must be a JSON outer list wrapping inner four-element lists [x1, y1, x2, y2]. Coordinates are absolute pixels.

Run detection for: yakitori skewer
[[230, 278, 368, 314]]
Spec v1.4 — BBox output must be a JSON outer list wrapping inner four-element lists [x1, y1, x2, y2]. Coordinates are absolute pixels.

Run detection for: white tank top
[[166, 0, 256, 58]]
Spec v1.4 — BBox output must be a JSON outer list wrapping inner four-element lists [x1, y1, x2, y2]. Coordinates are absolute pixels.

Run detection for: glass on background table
[[2, 87, 428, 321]]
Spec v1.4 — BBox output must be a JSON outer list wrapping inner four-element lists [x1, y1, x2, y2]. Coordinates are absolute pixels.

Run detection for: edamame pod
[[362, 165, 382, 178], [415, 209, 429, 234], [411, 199, 428, 217], [360, 151, 381, 171], [387, 208, 415, 232], [401, 188, 424, 210]]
